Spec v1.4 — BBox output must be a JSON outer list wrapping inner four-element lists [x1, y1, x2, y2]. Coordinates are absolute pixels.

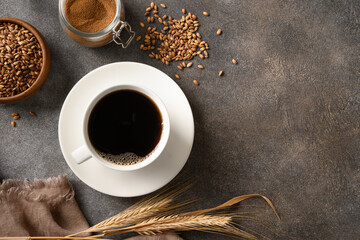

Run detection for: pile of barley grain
[[138, 3, 209, 67], [138, 3, 238, 86]]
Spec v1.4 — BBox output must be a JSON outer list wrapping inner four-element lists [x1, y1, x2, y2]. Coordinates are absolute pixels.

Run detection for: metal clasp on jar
[[112, 21, 135, 48]]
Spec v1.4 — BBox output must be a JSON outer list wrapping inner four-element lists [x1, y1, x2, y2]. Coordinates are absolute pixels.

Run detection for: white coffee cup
[[71, 84, 170, 171]]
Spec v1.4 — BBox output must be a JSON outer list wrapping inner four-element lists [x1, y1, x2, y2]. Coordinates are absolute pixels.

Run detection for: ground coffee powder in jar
[[65, 0, 116, 33], [59, 0, 134, 47]]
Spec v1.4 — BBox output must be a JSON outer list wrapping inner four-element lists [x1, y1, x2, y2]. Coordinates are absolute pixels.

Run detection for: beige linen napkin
[[0, 175, 182, 240], [0, 175, 89, 236]]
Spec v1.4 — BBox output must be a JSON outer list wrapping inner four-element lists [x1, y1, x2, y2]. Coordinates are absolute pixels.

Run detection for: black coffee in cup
[[88, 90, 163, 165]]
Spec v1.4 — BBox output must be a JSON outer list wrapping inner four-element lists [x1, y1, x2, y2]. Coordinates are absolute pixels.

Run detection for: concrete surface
[[0, 0, 359, 239]]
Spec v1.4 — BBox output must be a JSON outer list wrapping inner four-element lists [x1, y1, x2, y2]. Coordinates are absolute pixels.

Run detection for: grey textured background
[[0, 0, 359, 239]]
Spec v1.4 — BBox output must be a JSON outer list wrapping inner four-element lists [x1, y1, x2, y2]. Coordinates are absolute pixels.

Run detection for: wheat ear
[[89, 197, 173, 233], [70, 181, 194, 236], [102, 214, 257, 239]]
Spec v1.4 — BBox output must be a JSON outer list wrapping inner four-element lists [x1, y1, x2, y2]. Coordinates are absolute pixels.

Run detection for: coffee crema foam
[[97, 151, 147, 166]]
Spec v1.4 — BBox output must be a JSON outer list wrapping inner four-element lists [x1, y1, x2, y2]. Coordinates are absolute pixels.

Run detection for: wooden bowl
[[0, 17, 51, 103]]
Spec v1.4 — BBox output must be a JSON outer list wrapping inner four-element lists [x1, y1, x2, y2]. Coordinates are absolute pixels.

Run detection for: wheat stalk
[[70, 181, 194, 237], [105, 214, 232, 234], [88, 197, 173, 232], [85, 192, 279, 240], [89, 193, 280, 239], [101, 214, 258, 239]]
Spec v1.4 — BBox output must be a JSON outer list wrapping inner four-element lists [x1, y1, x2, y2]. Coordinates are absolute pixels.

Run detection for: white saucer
[[58, 62, 194, 197]]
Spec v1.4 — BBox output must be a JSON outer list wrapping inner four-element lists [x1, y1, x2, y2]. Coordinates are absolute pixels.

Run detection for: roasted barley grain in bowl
[[0, 17, 50, 104]]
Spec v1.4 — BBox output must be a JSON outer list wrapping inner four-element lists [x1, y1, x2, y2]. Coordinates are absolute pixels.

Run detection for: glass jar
[[58, 0, 134, 47]]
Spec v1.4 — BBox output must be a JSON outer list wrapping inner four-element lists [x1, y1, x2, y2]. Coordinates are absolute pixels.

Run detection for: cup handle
[[72, 145, 92, 164]]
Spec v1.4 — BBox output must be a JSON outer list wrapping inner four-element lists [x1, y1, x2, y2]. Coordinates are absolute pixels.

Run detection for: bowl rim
[[0, 17, 50, 103]]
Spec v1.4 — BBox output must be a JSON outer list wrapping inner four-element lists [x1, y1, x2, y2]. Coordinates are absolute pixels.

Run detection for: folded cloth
[[0, 175, 183, 240], [0, 175, 89, 236]]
